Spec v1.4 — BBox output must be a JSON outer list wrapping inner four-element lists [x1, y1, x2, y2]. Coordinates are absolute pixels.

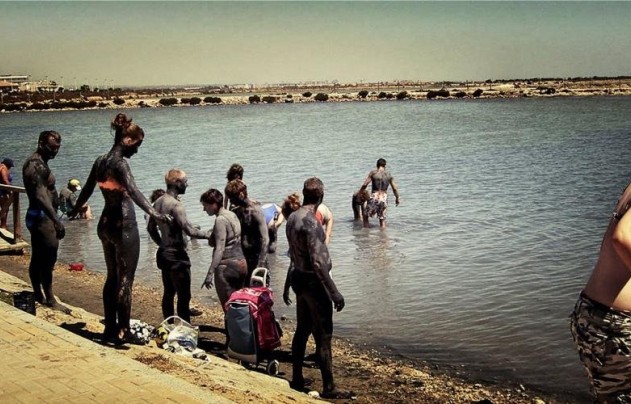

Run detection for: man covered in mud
[[358, 158, 400, 228], [148, 168, 210, 322], [286, 177, 351, 399], [224, 179, 269, 279], [22, 130, 68, 311]]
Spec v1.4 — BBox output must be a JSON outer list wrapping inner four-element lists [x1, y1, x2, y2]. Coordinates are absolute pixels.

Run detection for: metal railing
[[0, 184, 25, 243]]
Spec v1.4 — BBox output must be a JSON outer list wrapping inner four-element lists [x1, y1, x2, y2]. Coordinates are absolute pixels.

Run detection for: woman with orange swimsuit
[[72, 113, 170, 344]]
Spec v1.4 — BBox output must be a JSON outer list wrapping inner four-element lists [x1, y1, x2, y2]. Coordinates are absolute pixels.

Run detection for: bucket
[[69, 263, 84, 271], [13, 291, 36, 315]]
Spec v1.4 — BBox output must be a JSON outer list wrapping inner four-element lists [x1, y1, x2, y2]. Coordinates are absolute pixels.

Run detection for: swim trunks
[[570, 292, 631, 400], [156, 247, 191, 272], [25, 208, 46, 229], [365, 192, 388, 220]]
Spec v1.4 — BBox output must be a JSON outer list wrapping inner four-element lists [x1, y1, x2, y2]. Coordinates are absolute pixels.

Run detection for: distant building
[[0, 74, 29, 85], [0, 75, 27, 93]]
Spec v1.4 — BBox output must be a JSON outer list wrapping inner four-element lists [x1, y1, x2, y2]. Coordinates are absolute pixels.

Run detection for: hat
[[68, 178, 81, 191], [2, 158, 14, 168]]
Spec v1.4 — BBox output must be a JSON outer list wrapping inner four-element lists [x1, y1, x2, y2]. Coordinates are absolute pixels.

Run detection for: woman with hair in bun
[[72, 113, 171, 344]]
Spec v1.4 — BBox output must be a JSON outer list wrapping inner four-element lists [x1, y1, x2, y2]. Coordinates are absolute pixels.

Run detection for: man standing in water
[[22, 131, 68, 311], [147, 169, 210, 322], [286, 177, 351, 399], [571, 183, 631, 402], [358, 158, 400, 228]]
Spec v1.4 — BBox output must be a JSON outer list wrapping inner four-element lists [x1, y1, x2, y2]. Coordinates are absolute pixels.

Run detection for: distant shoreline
[[3, 78, 631, 113]]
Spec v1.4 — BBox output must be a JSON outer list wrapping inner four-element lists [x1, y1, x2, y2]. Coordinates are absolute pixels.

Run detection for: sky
[[2, 1, 631, 88]]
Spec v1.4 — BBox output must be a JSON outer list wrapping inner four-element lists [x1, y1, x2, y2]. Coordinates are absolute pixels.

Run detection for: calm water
[[4, 97, 631, 401]]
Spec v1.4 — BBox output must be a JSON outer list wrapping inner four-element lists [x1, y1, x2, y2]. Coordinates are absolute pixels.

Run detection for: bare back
[[584, 183, 631, 310]]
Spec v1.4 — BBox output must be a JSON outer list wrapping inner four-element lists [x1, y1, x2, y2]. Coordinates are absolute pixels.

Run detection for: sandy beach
[[0, 252, 571, 403]]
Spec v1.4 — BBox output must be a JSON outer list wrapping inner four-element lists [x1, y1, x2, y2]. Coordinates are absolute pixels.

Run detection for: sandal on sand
[[190, 307, 203, 316], [289, 378, 314, 392]]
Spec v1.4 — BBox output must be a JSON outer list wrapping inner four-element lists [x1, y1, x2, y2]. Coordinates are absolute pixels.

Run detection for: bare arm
[[613, 212, 631, 272], [360, 172, 372, 192], [306, 215, 344, 311], [283, 260, 294, 306], [390, 177, 400, 205], [73, 159, 98, 215], [202, 217, 228, 289], [274, 205, 285, 229], [324, 214, 334, 245], [147, 216, 161, 245], [172, 203, 208, 239], [253, 206, 269, 267], [0, 166, 9, 185]]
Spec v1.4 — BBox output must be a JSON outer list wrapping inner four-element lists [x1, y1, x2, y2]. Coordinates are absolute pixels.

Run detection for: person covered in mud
[[71, 113, 170, 344], [148, 169, 210, 322], [570, 180, 631, 402], [358, 158, 400, 228], [286, 177, 351, 399], [22, 131, 68, 311], [223, 163, 244, 209], [224, 179, 269, 278], [200, 188, 247, 311]]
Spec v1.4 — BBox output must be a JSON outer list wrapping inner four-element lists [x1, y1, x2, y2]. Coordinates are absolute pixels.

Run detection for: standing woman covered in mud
[[72, 113, 170, 344]]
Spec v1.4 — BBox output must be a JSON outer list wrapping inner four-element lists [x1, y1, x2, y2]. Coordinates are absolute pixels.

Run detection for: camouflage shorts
[[365, 192, 387, 220], [570, 292, 631, 402]]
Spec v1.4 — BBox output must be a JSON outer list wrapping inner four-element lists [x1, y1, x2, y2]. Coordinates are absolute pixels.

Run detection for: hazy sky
[[2, 1, 631, 87]]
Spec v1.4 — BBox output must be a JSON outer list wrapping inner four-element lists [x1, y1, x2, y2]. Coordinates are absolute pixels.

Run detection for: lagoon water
[[4, 96, 631, 401]]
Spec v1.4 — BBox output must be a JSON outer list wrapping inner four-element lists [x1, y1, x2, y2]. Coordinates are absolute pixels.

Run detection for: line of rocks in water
[[3, 83, 631, 113]]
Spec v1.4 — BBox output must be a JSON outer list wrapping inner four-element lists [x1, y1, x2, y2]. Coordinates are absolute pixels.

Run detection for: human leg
[[115, 223, 140, 337], [570, 293, 631, 401], [28, 218, 59, 306], [173, 266, 192, 322], [161, 268, 176, 320], [309, 285, 335, 394], [100, 238, 119, 339], [0, 194, 10, 229], [290, 292, 314, 391], [214, 259, 247, 310]]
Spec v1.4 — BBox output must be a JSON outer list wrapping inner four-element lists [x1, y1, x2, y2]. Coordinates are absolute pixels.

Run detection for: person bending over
[[286, 177, 350, 399], [72, 113, 170, 344], [60, 178, 92, 220], [148, 169, 210, 323], [358, 158, 400, 228], [352, 189, 370, 222], [22, 131, 68, 311], [571, 179, 631, 402], [200, 189, 247, 311], [260, 202, 285, 253], [224, 179, 269, 279]]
